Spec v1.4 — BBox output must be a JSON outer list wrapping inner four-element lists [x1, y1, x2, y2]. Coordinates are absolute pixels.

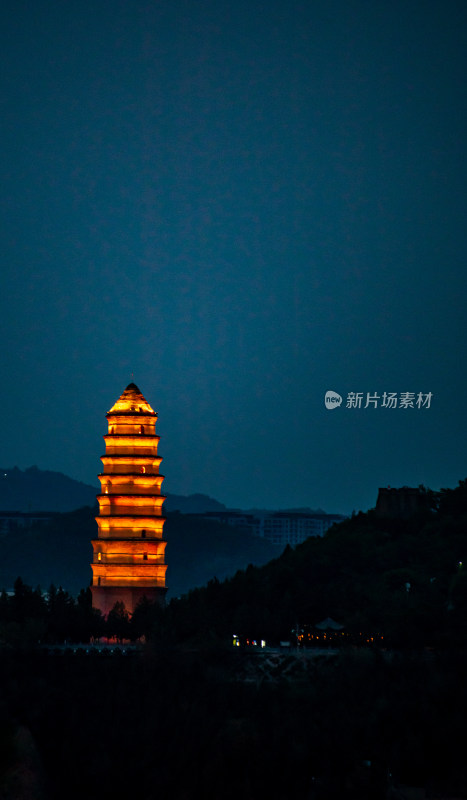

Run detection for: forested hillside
[[161, 480, 467, 647]]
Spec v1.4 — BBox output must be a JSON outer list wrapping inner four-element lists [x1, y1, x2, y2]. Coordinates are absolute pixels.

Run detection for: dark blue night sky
[[1, 0, 466, 513]]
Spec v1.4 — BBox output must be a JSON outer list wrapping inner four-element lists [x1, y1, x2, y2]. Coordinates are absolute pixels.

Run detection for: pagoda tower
[[91, 383, 167, 616]]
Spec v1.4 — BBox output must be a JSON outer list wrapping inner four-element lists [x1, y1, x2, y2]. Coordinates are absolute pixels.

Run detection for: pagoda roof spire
[[108, 383, 156, 415]]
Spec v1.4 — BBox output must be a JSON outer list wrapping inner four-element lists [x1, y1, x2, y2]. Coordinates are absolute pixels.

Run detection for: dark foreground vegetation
[[0, 647, 467, 799], [1, 479, 467, 798]]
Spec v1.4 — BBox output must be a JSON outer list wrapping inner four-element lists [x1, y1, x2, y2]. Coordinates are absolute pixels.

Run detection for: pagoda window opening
[[97, 577, 101, 586], [140, 425, 144, 434], [97, 552, 102, 561], [142, 530, 146, 538], [143, 553, 148, 560]]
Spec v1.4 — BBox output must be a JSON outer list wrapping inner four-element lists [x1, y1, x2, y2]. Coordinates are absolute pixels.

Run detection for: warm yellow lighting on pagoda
[[99, 475, 164, 490], [91, 382, 168, 616], [108, 391, 155, 415], [103, 435, 160, 447], [100, 456, 162, 467]]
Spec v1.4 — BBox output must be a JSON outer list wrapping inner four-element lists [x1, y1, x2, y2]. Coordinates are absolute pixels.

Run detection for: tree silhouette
[[106, 601, 130, 642]]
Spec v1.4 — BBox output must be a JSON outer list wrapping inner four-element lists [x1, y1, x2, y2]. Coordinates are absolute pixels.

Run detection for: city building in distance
[[0, 510, 56, 534], [196, 510, 347, 547], [91, 383, 167, 615]]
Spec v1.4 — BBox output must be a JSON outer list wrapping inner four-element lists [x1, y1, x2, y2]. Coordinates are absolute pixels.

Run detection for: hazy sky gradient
[[1, 0, 466, 513]]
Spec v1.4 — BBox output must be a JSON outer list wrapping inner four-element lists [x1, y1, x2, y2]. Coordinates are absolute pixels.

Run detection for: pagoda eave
[[97, 494, 166, 501], [100, 453, 162, 458], [104, 433, 160, 440], [98, 473, 165, 479], [93, 581, 167, 589], [107, 410, 157, 418], [100, 457, 163, 467], [95, 515, 166, 523], [92, 564, 167, 575], [91, 538, 166, 545]]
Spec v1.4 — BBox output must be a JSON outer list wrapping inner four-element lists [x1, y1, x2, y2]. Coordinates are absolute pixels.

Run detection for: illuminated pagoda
[[91, 383, 167, 616]]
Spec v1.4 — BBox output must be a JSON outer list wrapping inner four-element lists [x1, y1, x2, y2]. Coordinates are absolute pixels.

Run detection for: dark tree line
[[0, 579, 156, 645]]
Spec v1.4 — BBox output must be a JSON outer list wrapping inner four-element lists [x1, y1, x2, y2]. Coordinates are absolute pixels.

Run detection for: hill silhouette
[[0, 466, 228, 514], [0, 466, 98, 512]]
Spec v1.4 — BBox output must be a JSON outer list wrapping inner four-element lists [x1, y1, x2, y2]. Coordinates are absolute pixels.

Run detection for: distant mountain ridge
[[0, 466, 98, 512], [0, 467, 227, 514]]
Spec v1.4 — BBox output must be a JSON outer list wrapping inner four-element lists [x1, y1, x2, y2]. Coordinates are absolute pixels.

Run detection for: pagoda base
[[91, 585, 167, 616]]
